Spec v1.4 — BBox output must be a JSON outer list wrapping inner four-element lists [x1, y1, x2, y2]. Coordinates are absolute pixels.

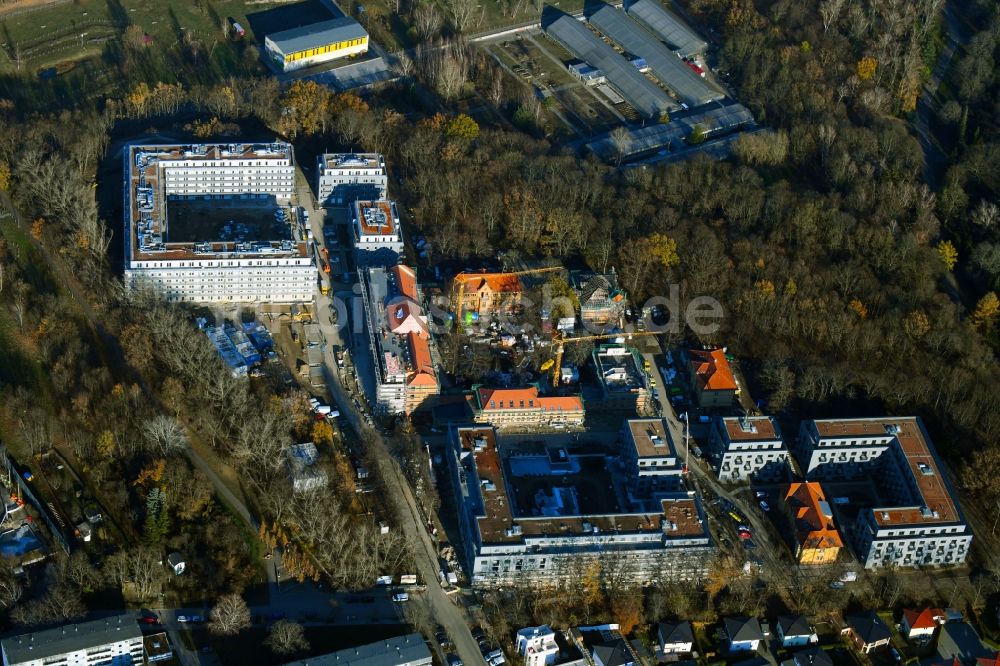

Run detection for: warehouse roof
[[283, 633, 432, 666], [586, 100, 754, 160], [586, 3, 722, 106], [624, 0, 706, 57], [267, 16, 368, 56], [2, 615, 141, 665], [542, 6, 674, 118]]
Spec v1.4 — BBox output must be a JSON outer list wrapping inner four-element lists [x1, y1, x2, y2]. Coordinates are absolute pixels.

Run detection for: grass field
[[0, 0, 289, 71]]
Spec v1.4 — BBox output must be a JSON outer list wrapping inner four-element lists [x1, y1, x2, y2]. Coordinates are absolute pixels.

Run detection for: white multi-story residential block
[[123, 143, 315, 303], [708, 416, 789, 482], [517, 626, 560, 666], [447, 427, 714, 587], [352, 199, 403, 265], [317, 153, 388, 205], [1, 615, 144, 666], [795, 417, 972, 569], [620, 418, 684, 498]]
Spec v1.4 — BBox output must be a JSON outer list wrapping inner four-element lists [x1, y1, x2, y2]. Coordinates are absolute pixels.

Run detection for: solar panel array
[[625, 0, 707, 58], [586, 101, 754, 160], [542, 9, 675, 118], [587, 4, 723, 107]]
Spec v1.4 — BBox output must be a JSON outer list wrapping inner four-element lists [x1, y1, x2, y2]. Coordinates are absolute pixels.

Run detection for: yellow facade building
[[264, 17, 369, 72]]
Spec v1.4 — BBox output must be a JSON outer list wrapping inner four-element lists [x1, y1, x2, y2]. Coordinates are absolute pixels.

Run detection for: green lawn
[[0, 0, 289, 71]]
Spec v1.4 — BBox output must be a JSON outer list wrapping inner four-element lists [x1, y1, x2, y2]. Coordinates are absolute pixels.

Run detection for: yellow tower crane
[[451, 266, 563, 325], [551, 331, 660, 386]]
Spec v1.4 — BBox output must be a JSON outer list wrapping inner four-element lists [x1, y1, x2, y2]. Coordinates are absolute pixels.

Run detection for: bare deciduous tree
[[141, 415, 188, 456], [265, 620, 310, 655], [209, 593, 251, 636], [413, 2, 443, 41]]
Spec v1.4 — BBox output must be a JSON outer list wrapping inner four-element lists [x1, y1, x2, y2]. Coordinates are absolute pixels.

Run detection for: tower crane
[[451, 266, 563, 324], [551, 330, 660, 386]]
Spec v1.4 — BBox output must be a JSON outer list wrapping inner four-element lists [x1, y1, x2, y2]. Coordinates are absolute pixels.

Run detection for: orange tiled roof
[[392, 264, 418, 301], [407, 333, 435, 382], [458, 272, 522, 295], [785, 482, 843, 550], [976, 654, 1000, 666], [689, 349, 737, 392], [476, 386, 582, 412]]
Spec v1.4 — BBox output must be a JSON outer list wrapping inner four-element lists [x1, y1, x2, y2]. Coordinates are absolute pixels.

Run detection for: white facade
[[797, 418, 972, 570], [124, 143, 314, 303], [517, 626, 559, 666], [352, 200, 404, 262], [2, 616, 144, 666], [127, 257, 315, 303], [317, 153, 388, 205], [710, 416, 788, 482]]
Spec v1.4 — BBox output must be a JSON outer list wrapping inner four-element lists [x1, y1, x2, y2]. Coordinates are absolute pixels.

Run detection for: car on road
[[759, 500, 770, 512]]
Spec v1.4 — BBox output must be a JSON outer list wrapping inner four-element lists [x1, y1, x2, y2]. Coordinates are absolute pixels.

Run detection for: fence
[[1, 453, 71, 554]]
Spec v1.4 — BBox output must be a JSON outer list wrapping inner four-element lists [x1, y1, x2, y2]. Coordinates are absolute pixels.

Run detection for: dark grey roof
[[725, 617, 764, 643], [778, 615, 812, 638], [592, 639, 633, 666], [935, 623, 991, 666], [585, 100, 754, 161], [586, 3, 722, 107], [658, 621, 694, 645], [267, 17, 367, 56], [283, 633, 432, 666], [844, 613, 892, 645], [1, 615, 142, 665], [784, 647, 834, 666], [624, 0, 706, 57], [542, 7, 674, 118]]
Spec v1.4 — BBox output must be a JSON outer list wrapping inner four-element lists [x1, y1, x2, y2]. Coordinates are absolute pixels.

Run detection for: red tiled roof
[[476, 386, 582, 412], [392, 264, 418, 301], [689, 349, 737, 392], [407, 333, 435, 383], [903, 608, 943, 631], [457, 272, 522, 295], [785, 482, 843, 551], [976, 654, 1000, 666]]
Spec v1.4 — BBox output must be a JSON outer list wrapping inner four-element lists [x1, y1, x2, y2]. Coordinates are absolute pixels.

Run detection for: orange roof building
[[453, 272, 523, 319], [785, 482, 843, 565], [688, 349, 737, 408], [361, 264, 439, 415], [472, 385, 584, 432]]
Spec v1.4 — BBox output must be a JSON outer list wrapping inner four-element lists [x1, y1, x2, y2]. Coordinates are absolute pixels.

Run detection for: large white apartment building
[[317, 153, 388, 205], [796, 417, 972, 569], [1, 615, 144, 666], [708, 416, 789, 482], [448, 427, 714, 587], [123, 143, 315, 303]]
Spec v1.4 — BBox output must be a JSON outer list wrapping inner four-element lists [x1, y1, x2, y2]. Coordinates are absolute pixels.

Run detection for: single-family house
[[688, 349, 737, 408], [592, 639, 634, 666], [842, 613, 892, 654], [658, 621, 694, 657], [781, 647, 834, 666], [776, 615, 817, 648], [935, 623, 992, 666], [724, 617, 764, 653], [517, 626, 560, 666], [901, 608, 944, 640]]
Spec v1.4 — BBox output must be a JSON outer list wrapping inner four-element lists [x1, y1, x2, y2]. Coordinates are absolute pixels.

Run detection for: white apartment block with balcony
[[1, 615, 144, 666], [709, 416, 789, 482], [797, 417, 972, 569], [123, 143, 314, 303], [517, 626, 560, 666], [317, 153, 388, 205], [620, 418, 684, 498]]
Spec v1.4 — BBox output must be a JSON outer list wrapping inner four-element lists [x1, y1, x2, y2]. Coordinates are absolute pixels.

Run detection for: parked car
[[446, 654, 463, 666], [755, 491, 768, 499], [391, 592, 409, 602], [830, 581, 845, 589], [738, 529, 752, 540], [759, 500, 770, 512], [436, 628, 450, 647], [742, 539, 758, 550]]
